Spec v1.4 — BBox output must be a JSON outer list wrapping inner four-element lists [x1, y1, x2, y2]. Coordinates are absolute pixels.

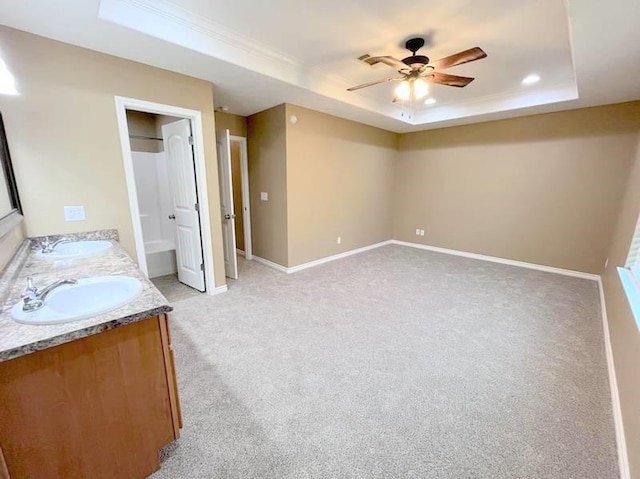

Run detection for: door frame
[[229, 135, 252, 260], [114, 96, 216, 295]]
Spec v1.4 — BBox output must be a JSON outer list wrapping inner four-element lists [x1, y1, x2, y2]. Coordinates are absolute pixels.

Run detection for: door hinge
[[200, 263, 204, 271], [194, 202, 199, 212], [188, 135, 194, 145]]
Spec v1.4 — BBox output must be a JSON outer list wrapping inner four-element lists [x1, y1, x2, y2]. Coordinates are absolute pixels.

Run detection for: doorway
[[115, 97, 217, 295], [216, 130, 251, 280]]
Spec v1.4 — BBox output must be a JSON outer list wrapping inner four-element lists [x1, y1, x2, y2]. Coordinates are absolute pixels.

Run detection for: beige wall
[[285, 104, 397, 266], [601, 132, 640, 477], [0, 26, 226, 287], [215, 112, 247, 137], [394, 102, 640, 274], [247, 104, 288, 265]]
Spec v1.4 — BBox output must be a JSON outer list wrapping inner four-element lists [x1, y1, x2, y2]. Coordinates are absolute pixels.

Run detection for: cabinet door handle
[[168, 214, 176, 220]]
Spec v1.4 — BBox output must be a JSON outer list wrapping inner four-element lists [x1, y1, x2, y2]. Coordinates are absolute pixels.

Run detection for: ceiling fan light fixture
[[394, 79, 429, 102], [395, 81, 411, 101], [413, 78, 429, 100], [347, 39, 487, 104]]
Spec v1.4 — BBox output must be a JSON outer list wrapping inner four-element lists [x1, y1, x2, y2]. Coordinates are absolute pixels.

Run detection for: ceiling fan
[[347, 38, 487, 103]]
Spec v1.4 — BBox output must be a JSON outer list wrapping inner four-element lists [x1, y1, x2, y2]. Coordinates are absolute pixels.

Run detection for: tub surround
[[131, 149, 179, 278], [0, 230, 171, 362]]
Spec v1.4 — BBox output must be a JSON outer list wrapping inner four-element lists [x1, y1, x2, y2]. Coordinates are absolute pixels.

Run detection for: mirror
[[0, 112, 22, 234]]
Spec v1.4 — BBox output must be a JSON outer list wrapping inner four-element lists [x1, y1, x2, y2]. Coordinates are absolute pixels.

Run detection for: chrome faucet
[[41, 237, 71, 254], [22, 277, 78, 312]]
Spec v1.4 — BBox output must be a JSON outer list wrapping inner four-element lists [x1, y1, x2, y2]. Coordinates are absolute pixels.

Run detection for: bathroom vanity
[[0, 231, 180, 479]]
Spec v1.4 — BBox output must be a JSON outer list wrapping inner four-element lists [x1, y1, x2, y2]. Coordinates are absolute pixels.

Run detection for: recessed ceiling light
[[522, 74, 540, 85], [424, 97, 437, 105]]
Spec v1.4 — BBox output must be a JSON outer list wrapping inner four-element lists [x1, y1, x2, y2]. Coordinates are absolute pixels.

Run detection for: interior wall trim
[[252, 241, 393, 274], [391, 240, 600, 281], [113, 95, 218, 296], [597, 278, 631, 479], [252, 239, 601, 281], [97, 0, 400, 124], [252, 255, 289, 273], [229, 135, 252, 261], [286, 241, 394, 273], [212, 284, 228, 295]]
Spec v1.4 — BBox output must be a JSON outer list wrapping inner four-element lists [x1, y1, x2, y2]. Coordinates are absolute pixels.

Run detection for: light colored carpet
[[150, 245, 618, 479]]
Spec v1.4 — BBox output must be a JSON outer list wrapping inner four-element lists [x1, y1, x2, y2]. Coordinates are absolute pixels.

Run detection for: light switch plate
[[64, 206, 86, 222], [260, 192, 268, 201]]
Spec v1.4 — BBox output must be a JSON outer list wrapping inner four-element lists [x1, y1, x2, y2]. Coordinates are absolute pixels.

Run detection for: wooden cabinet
[[0, 314, 181, 478]]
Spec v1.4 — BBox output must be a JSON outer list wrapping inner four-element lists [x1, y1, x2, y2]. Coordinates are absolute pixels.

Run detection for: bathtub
[[145, 240, 177, 278]]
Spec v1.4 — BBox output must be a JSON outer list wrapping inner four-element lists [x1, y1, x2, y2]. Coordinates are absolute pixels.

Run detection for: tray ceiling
[[0, 0, 638, 132]]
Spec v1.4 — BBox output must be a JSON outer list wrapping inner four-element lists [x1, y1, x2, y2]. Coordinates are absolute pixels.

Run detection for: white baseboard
[[390, 240, 599, 281], [252, 255, 289, 273], [252, 241, 393, 274], [208, 284, 228, 296], [254, 239, 598, 281], [236, 248, 245, 257], [287, 240, 393, 273], [597, 278, 630, 479]]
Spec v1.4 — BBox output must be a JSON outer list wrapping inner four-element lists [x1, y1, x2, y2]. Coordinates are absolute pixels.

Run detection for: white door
[[162, 119, 206, 291], [216, 128, 238, 279]]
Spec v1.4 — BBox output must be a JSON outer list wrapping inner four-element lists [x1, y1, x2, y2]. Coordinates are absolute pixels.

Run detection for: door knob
[[168, 214, 176, 220], [224, 214, 236, 220]]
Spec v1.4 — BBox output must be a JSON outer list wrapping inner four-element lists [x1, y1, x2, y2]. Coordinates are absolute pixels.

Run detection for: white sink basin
[[35, 240, 112, 260], [11, 276, 142, 325]]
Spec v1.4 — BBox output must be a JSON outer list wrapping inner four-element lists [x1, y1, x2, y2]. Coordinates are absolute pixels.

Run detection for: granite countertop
[[0, 230, 172, 362]]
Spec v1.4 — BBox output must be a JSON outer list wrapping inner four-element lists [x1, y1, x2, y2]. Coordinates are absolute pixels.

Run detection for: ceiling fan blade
[[429, 47, 487, 71], [347, 77, 404, 92], [358, 54, 412, 72], [425, 72, 475, 87]]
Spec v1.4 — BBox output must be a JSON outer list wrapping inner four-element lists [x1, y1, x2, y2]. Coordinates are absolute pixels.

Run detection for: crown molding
[[98, 0, 406, 121]]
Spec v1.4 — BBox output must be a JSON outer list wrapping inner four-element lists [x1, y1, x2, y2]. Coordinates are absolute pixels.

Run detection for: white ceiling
[[0, 0, 639, 133]]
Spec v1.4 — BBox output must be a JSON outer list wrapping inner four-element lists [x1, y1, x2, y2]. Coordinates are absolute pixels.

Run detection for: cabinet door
[[159, 314, 183, 435], [0, 317, 175, 478]]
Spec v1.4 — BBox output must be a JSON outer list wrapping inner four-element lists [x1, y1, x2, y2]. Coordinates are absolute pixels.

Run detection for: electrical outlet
[[260, 192, 268, 201], [420, 229, 425, 236], [415, 229, 420, 235], [337, 236, 341, 245]]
